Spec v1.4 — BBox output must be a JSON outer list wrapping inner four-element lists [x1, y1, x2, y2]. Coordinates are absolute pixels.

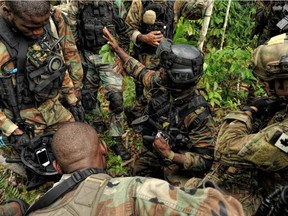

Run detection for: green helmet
[[253, 33, 288, 81]]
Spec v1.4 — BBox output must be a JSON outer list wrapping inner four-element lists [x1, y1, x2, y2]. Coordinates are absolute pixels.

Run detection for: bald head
[[52, 122, 101, 173]]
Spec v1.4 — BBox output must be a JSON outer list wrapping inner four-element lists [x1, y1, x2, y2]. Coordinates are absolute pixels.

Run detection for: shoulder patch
[[269, 130, 288, 153]]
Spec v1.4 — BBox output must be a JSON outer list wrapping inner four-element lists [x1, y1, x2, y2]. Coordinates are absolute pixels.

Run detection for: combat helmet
[[156, 38, 204, 90], [253, 33, 288, 81]]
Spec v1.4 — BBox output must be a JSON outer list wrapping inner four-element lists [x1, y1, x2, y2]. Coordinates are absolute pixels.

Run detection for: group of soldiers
[[0, 0, 287, 215]]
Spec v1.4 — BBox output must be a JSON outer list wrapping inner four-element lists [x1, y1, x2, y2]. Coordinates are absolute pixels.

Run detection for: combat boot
[[93, 121, 107, 133], [110, 136, 131, 160]]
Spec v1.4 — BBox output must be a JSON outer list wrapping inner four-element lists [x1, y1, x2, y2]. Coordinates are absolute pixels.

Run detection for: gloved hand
[[70, 103, 85, 122], [81, 90, 96, 111], [10, 133, 30, 152], [242, 96, 274, 117]]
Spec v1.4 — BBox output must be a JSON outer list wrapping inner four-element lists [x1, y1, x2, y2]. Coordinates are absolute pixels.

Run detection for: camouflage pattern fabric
[[83, 50, 124, 137], [125, 0, 209, 69], [52, 7, 84, 91], [253, 0, 288, 46], [68, 0, 125, 137], [200, 109, 288, 215], [0, 22, 77, 137], [123, 57, 215, 186], [125, 0, 209, 118], [28, 174, 244, 216]]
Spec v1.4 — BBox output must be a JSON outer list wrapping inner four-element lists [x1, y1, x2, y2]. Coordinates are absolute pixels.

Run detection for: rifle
[[250, 98, 287, 134], [0, 74, 35, 138], [254, 186, 288, 216], [131, 115, 189, 152], [0, 74, 59, 190]]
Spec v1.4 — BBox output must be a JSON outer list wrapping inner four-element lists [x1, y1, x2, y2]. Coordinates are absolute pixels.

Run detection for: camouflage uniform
[[25, 174, 244, 216], [68, 0, 124, 134], [68, 0, 131, 160], [199, 109, 288, 215], [124, 0, 209, 121], [198, 35, 288, 215], [252, 0, 288, 46], [52, 7, 83, 92], [0, 10, 78, 137], [123, 57, 215, 186]]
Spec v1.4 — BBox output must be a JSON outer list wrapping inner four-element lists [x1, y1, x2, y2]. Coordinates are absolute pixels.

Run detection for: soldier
[[124, 0, 209, 125], [0, 122, 245, 216], [67, 0, 131, 160], [0, 0, 85, 140], [196, 33, 288, 215], [103, 27, 215, 186], [0, 0, 86, 189], [251, 0, 288, 46]]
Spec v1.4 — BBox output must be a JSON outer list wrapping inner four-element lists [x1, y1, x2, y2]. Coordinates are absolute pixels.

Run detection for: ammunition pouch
[[78, 2, 116, 52], [27, 64, 66, 102]]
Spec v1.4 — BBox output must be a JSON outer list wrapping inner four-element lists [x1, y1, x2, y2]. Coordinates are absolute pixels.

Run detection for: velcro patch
[[269, 130, 288, 153]]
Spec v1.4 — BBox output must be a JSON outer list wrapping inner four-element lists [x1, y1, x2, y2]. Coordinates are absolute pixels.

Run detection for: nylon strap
[[25, 168, 108, 215]]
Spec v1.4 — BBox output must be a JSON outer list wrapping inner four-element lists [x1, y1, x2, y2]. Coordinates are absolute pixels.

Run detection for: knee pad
[[109, 92, 123, 114]]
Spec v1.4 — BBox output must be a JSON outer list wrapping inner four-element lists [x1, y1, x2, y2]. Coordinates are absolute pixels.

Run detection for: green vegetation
[[0, 0, 267, 205]]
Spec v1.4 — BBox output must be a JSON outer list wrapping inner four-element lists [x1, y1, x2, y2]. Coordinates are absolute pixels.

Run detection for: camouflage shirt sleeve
[[52, 7, 83, 90], [215, 110, 288, 172], [99, 176, 244, 216], [124, 0, 143, 45], [61, 71, 78, 105], [123, 57, 161, 90], [67, 0, 80, 40]]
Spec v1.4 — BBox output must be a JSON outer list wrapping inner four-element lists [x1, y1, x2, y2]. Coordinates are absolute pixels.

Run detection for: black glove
[[70, 103, 85, 122], [242, 97, 286, 117], [81, 90, 96, 111], [9, 133, 30, 151], [242, 96, 276, 117]]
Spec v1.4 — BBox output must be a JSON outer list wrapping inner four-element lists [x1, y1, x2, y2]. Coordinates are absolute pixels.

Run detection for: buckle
[[71, 171, 84, 183]]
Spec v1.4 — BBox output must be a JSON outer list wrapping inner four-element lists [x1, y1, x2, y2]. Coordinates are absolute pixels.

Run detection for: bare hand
[[140, 31, 164, 47], [103, 27, 119, 51], [113, 57, 125, 76], [12, 128, 24, 135], [153, 136, 171, 158]]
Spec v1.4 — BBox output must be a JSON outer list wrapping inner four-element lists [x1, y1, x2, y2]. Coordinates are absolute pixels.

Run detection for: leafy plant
[[99, 44, 115, 64]]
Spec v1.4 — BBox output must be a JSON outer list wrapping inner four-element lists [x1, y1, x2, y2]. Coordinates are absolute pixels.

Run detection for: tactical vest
[[77, 1, 116, 52], [146, 90, 212, 152], [30, 173, 112, 216], [0, 17, 66, 108], [137, 0, 174, 54]]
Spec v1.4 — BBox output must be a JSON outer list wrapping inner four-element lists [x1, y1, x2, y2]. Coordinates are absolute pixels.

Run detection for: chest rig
[[77, 1, 116, 52], [0, 17, 66, 108]]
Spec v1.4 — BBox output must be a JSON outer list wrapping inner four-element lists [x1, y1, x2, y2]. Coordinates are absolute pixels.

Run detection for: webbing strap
[[25, 168, 108, 215]]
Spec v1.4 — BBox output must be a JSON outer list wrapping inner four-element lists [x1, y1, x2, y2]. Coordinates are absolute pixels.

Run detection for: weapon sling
[[24, 168, 109, 215]]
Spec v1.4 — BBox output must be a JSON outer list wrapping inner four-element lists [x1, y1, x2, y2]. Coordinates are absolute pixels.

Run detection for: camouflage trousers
[[132, 150, 203, 187], [83, 50, 124, 137], [4, 98, 75, 136]]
